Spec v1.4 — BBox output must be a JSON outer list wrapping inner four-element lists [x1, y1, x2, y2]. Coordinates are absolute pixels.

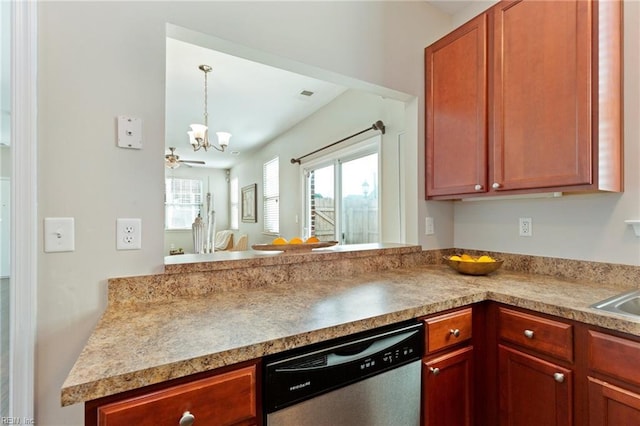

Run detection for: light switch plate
[[117, 116, 142, 149], [44, 217, 75, 252]]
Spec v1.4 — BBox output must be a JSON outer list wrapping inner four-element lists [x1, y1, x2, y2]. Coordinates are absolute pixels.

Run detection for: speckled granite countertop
[[61, 254, 640, 407]]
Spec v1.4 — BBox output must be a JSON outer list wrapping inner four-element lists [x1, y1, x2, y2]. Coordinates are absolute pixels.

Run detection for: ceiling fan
[[165, 147, 205, 169]]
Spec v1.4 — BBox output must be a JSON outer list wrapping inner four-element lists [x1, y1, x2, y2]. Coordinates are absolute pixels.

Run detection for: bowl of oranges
[[444, 254, 503, 276], [252, 236, 338, 252]]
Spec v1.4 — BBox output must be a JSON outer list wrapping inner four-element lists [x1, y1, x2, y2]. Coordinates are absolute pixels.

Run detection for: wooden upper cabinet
[[425, 0, 622, 200], [492, 0, 591, 191], [425, 14, 487, 197]]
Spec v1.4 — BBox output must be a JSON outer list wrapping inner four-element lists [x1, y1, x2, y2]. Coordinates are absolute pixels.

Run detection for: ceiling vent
[[300, 90, 314, 97]]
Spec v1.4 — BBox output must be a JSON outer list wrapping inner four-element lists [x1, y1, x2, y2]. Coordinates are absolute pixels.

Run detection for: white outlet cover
[[44, 217, 75, 252], [425, 217, 435, 235], [116, 218, 142, 250], [117, 116, 142, 149], [519, 217, 533, 237]]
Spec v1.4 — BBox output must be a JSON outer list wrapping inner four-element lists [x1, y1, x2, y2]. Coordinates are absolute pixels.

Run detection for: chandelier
[[188, 64, 231, 152]]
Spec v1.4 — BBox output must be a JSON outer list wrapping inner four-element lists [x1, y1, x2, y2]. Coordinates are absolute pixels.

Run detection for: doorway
[[304, 136, 380, 244], [1, 0, 11, 414]]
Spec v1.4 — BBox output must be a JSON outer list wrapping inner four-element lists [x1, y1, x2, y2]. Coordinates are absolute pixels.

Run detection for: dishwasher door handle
[[325, 330, 418, 367], [275, 328, 420, 372]]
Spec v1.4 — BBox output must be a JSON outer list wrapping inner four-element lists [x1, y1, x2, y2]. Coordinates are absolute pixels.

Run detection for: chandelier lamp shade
[[188, 64, 231, 152]]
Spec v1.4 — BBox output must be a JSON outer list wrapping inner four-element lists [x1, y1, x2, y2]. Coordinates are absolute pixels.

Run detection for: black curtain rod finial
[[373, 120, 385, 135]]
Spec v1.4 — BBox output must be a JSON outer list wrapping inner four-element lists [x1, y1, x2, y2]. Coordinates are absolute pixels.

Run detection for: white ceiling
[[165, 38, 348, 169], [428, 0, 476, 16], [165, 1, 474, 170]]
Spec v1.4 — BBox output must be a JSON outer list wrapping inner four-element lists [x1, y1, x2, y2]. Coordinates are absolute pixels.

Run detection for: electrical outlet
[[425, 217, 435, 235], [519, 217, 532, 237], [117, 218, 142, 250]]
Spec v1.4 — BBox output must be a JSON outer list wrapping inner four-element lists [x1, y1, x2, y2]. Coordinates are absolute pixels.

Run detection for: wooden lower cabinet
[[588, 377, 640, 425], [421, 307, 475, 426], [87, 363, 258, 426], [423, 346, 474, 426], [587, 329, 640, 425], [498, 345, 573, 426]]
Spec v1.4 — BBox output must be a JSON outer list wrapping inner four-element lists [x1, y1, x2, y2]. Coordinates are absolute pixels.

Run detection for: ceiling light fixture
[[165, 147, 206, 169], [188, 64, 231, 152]]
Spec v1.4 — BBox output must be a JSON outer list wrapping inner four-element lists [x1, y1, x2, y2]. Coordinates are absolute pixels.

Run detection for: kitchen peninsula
[[62, 244, 640, 425]]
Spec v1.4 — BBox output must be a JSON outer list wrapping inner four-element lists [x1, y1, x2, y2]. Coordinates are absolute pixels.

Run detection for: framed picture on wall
[[241, 183, 257, 223]]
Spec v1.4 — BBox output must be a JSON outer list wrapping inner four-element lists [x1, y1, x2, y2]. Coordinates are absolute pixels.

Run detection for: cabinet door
[[425, 14, 487, 198], [491, 0, 592, 191], [423, 346, 474, 426], [498, 345, 572, 426], [588, 377, 640, 425], [96, 365, 256, 426]]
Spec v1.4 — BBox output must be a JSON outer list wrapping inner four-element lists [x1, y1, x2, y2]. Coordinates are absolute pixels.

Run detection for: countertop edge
[[60, 276, 640, 407]]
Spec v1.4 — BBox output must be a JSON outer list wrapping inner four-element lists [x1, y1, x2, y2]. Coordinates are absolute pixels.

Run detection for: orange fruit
[[305, 236, 320, 244], [272, 237, 288, 245], [289, 237, 303, 244]]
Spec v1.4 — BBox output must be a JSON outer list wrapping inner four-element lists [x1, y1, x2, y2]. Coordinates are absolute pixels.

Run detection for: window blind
[[263, 157, 279, 233], [230, 176, 239, 230], [165, 178, 203, 230]]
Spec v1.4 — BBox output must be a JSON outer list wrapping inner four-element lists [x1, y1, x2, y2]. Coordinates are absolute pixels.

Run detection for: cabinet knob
[[179, 411, 195, 426], [492, 182, 502, 189], [553, 373, 565, 383], [429, 367, 441, 376], [523, 329, 534, 339], [474, 184, 483, 191], [449, 329, 461, 338]]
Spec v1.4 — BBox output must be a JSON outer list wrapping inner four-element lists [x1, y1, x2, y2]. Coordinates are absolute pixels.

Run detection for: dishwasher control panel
[[264, 322, 423, 412]]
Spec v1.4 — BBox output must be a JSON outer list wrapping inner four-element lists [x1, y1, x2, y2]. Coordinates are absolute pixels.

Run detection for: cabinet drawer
[[97, 365, 257, 426], [589, 330, 640, 388], [424, 307, 472, 354], [498, 307, 573, 362]]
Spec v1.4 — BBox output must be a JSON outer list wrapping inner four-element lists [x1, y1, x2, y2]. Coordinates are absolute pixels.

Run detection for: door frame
[[10, 0, 37, 418], [301, 135, 381, 243]]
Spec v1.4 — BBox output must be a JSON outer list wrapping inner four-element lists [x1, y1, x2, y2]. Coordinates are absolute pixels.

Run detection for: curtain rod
[[290, 120, 385, 165]]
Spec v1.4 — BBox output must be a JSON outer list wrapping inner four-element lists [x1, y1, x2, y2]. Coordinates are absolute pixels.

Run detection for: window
[[230, 176, 239, 229], [263, 157, 279, 234], [304, 136, 380, 244], [165, 178, 203, 230]]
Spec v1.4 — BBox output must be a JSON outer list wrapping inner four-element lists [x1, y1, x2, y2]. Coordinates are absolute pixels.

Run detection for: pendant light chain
[[203, 67, 209, 129], [187, 64, 230, 153]]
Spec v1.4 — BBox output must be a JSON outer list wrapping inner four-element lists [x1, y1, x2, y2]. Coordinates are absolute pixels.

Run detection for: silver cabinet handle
[[429, 367, 440, 376], [524, 329, 534, 339], [450, 329, 461, 338], [492, 182, 502, 189], [180, 411, 195, 426], [474, 184, 483, 191], [553, 373, 565, 383]]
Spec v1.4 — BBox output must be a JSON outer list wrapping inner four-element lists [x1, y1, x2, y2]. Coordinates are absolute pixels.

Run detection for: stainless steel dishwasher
[[264, 321, 423, 425]]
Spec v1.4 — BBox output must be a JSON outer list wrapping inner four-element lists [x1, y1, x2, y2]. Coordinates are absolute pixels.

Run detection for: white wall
[[419, 0, 640, 267], [164, 167, 229, 255], [232, 89, 407, 246], [0, 0, 9, 147], [37, 2, 451, 424], [34, 1, 640, 424]]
